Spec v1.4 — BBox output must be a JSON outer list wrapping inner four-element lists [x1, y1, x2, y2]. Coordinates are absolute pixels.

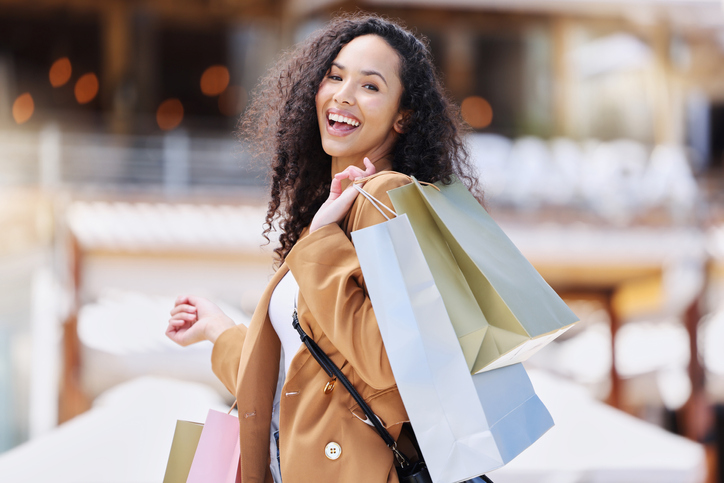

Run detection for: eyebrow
[[331, 62, 388, 87]]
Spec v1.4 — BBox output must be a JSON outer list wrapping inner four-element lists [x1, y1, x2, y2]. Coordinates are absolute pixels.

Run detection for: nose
[[333, 79, 355, 106]]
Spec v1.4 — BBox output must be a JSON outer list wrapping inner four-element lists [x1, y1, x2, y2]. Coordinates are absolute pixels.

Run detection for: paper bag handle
[[353, 184, 398, 220], [353, 171, 441, 191]]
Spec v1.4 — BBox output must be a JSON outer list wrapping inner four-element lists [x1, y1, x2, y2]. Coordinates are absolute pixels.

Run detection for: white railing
[[0, 127, 704, 224], [0, 126, 268, 194]]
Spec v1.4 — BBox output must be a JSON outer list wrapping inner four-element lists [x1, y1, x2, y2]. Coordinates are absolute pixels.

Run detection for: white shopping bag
[[352, 213, 554, 483]]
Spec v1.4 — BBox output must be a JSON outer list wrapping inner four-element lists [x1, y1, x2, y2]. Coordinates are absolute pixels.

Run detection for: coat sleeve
[[210, 324, 247, 395], [285, 173, 410, 390]]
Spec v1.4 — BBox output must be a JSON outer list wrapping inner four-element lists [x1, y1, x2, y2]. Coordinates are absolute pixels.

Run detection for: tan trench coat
[[211, 172, 412, 483]]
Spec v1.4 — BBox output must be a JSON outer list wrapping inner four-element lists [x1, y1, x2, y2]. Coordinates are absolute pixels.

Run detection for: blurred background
[[1, 0, 724, 482]]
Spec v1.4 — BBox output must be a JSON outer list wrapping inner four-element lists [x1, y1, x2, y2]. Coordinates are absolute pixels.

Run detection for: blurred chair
[[504, 136, 552, 209], [608, 138, 649, 209], [641, 145, 699, 219], [466, 133, 512, 200], [548, 137, 584, 206], [580, 139, 648, 223], [615, 319, 692, 411]]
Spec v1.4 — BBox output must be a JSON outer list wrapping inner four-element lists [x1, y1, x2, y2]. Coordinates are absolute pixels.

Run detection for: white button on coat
[[324, 442, 342, 460]]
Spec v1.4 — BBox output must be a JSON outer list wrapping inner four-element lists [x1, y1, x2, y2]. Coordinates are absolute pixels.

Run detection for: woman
[[166, 13, 478, 483]]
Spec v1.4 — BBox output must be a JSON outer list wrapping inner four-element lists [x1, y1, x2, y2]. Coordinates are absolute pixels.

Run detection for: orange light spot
[[461, 96, 493, 129], [200, 65, 230, 97], [49, 57, 72, 87], [74, 73, 99, 104], [156, 98, 184, 131], [12, 93, 34, 124], [218, 85, 248, 116]]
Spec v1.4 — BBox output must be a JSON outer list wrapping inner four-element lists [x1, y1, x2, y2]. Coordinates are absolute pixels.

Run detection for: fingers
[[328, 176, 343, 200], [174, 295, 190, 306], [334, 157, 377, 184], [334, 165, 366, 182], [311, 158, 378, 234], [362, 157, 376, 176], [170, 311, 197, 323], [170, 303, 196, 316], [168, 300, 198, 340], [166, 323, 195, 346], [165, 315, 201, 346], [336, 183, 360, 206]]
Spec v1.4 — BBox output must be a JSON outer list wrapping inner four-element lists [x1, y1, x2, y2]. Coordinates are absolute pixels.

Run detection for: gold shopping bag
[[162, 419, 204, 483], [387, 175, 578, 373]]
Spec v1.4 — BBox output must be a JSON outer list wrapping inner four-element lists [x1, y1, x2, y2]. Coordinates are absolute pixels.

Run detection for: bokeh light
[[49, 57, 72, 87], [200, 65, 230, 96], [12, 93, 34, 124], [461, 95, 494, 129], [156, 98, 184, 131], [74, 73, 99, 104], [218, 85, 248, 117]]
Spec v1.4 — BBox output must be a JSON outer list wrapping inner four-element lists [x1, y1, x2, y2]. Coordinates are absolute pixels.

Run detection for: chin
[[321, 141, 354, 158]]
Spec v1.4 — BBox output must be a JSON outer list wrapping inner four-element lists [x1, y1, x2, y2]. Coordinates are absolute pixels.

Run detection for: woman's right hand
[[309, 157, 376, 233], [166, 295, 236, 346]]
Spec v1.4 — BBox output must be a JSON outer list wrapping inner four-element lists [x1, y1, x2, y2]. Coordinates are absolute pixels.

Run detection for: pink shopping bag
[[186, 409, 241, 483]]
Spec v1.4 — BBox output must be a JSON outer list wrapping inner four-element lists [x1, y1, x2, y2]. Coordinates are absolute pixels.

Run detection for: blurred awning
[[66, 200, 272, 254], [0, 372, 705, 483], [489, 369, 706, 483], [0, 377, 230, 483]]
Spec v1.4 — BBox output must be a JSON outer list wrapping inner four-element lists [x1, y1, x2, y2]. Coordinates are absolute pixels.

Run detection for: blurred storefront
[[1, 0, 724, 481]]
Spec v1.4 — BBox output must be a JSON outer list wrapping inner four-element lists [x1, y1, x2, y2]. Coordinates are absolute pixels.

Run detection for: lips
[[326, 109, 361, 136]]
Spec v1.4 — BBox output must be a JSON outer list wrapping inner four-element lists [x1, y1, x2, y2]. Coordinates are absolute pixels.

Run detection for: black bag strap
[[292, 306, 411, 468], [292, 303, 494, 483]]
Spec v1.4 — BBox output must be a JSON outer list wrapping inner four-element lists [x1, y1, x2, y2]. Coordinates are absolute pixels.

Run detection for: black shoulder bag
[[292, 307, 493, 483]]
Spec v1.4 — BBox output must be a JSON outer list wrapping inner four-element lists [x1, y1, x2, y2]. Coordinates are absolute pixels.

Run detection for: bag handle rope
[[352, 172, 440, 221], [353, 184, 397, 220]]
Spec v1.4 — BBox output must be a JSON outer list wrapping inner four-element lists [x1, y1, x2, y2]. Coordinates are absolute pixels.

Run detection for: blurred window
[[472, 33, 524, 137], [0, 11, 101, 125], [157, 24, 228, 130]]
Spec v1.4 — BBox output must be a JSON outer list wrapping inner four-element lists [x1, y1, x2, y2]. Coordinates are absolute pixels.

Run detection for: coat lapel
[[236, 263, 287, 483]]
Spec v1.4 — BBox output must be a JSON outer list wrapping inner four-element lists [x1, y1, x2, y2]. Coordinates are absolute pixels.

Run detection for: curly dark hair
[[238, 12, 478, 264]]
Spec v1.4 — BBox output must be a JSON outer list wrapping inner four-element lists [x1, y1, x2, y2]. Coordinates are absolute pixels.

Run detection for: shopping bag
[[186, 409, 241, 483], [352, 212, 554, 483], [162, 420, 204, 483], [386, 176, 578, 373]]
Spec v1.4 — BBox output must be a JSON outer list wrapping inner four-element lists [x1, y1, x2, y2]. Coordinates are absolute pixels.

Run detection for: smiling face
[[315, 34, 406, 168]]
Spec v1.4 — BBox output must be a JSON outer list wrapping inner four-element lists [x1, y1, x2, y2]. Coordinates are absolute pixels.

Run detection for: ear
[[393, 110, 411, 134]]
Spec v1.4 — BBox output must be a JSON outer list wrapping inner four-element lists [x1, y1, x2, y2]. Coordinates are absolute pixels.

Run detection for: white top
[[268, 270, 301, 375], [268, 270, 300, 483]]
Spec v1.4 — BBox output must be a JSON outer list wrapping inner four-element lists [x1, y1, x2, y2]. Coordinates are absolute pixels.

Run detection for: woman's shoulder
[[346, 171, 412, 231], [357, 170, 411, 196]]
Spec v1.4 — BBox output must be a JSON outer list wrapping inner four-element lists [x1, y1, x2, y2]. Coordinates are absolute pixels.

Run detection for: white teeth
[[328, 113, 359, 127]]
